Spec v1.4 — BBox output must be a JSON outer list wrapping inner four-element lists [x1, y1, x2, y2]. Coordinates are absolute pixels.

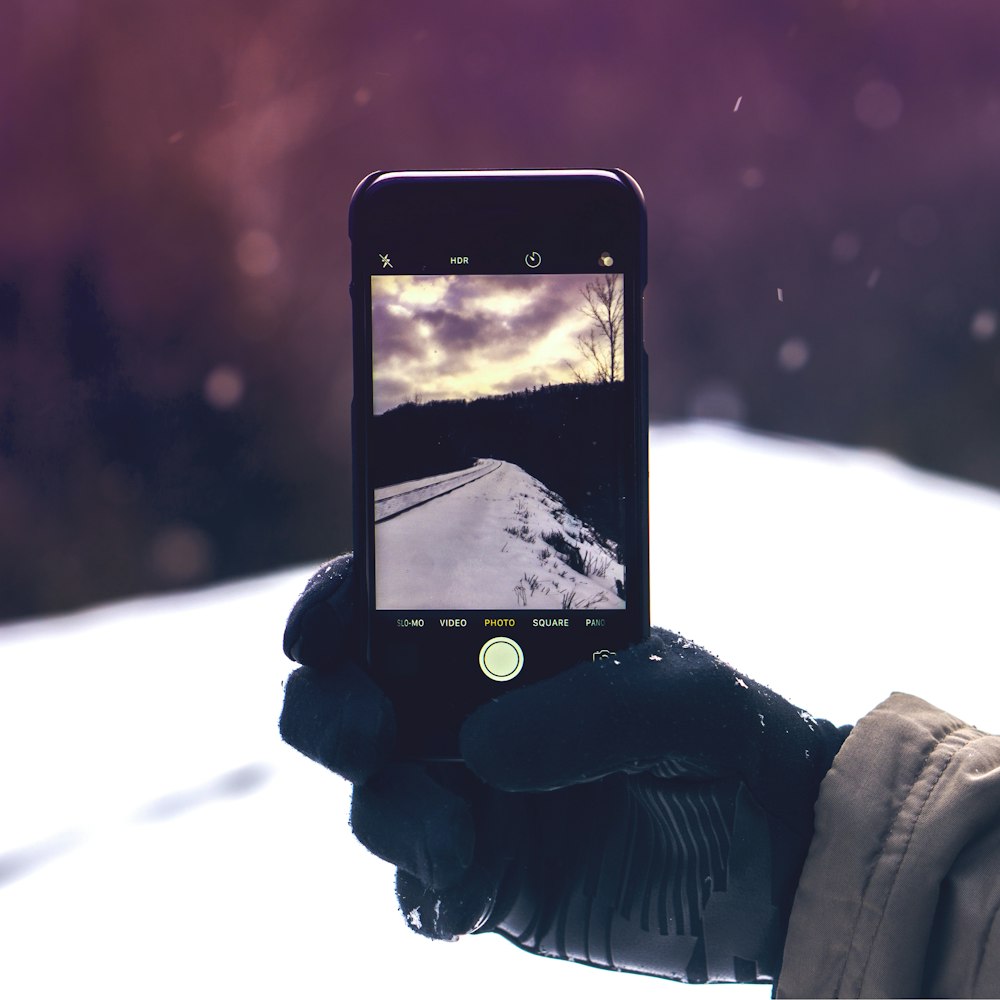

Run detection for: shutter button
[[479, 637, 524, 682]]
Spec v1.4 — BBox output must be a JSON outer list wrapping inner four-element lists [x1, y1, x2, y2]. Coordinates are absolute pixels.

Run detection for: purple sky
[[371, 273, 620, 413]]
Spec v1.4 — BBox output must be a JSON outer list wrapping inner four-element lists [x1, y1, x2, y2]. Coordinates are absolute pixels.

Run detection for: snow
[[2, 420, 1000, 998], [375, 459, 624, 610], [649, 422, 1000, 730]]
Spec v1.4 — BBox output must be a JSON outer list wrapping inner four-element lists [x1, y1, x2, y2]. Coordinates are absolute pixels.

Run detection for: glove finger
[[461, 628, 832, 805], [350, 762, 476, 891], [460, 630, 736, 789], [395, 866, 501, 941], [279, 663, 395, 784], [283, 554, 354, 666]]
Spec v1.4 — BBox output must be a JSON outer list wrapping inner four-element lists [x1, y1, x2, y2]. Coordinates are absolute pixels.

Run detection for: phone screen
[[371, 271, 628, 616], [352, 170, 647, 756]]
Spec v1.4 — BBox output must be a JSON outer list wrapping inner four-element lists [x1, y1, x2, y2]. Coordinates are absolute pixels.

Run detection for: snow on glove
[[280, 555, 851, 985]]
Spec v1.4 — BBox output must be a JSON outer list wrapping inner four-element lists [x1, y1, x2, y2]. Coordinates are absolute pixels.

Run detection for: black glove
[[280, 555, 850, 985]]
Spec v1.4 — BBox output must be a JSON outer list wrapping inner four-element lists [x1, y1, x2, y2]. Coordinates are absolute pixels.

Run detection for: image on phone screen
[[370, 271, 628, 613]]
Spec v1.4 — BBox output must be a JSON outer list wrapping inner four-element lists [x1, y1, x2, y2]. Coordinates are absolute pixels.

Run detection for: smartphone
[[350, 169, 649, 759]]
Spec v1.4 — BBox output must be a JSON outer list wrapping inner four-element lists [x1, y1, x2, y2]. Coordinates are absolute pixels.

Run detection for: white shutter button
[[479, 637, 524, 682]]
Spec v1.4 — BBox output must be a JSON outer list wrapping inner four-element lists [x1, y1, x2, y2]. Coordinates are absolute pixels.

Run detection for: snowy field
[[2, 420, 999, 999], [375, 459, 624, 610]]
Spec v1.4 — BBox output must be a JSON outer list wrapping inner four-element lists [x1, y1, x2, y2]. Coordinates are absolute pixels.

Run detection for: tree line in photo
[[371, 381, 628, 547]]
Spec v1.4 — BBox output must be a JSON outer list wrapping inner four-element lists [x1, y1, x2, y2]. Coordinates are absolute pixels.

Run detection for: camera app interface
[[371, 272, 628, 612]]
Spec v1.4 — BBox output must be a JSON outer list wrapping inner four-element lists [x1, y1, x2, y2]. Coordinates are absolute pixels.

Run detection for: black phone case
[[350, 169, 648, 758]]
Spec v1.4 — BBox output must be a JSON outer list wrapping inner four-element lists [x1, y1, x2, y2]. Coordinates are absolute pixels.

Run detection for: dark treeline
[[371, 382, 628, 545]]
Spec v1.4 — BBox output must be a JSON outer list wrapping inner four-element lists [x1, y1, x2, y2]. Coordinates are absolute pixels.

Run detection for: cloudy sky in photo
[[371, 272, 622, 414]]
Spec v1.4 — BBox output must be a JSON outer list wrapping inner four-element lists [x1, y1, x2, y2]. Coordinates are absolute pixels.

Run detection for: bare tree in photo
[[568, 274, 624, 384]]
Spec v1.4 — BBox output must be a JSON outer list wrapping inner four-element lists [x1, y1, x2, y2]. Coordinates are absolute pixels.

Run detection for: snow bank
[[376, 459, 624, 610], [648, 422, 1000, 730], [2, 421, 998, 999]]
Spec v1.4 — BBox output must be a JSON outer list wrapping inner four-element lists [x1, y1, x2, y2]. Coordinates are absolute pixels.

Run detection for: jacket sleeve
[[776, 692, 1000, 999]]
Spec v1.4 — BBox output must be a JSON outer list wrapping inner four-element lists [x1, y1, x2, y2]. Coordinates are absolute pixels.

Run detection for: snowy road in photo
[[375, 460, 624, 610], [374, 459, 501, 522]]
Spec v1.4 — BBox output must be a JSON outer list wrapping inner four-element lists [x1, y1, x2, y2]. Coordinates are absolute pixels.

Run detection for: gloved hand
[[280, 555, 850, 985]]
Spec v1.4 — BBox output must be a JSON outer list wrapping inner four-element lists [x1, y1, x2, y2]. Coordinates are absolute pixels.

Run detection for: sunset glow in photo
[[372, 272, 623, 414]]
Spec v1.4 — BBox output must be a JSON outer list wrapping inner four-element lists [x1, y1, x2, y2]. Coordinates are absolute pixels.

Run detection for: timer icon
[[524, 250, 542, 268]]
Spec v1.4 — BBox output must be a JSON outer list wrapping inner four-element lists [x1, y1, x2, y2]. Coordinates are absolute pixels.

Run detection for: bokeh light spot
[[148, 525, 214, 585], [971, 308, 998, 341], [778, 338, 810, 372], [831, 231, 862, 263], [978, 99, 1000, 145], [204, 365, 245, 410], [688, 380, 746, 423], [235, 229, 280, 278], [854, 79, 903, 130]]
